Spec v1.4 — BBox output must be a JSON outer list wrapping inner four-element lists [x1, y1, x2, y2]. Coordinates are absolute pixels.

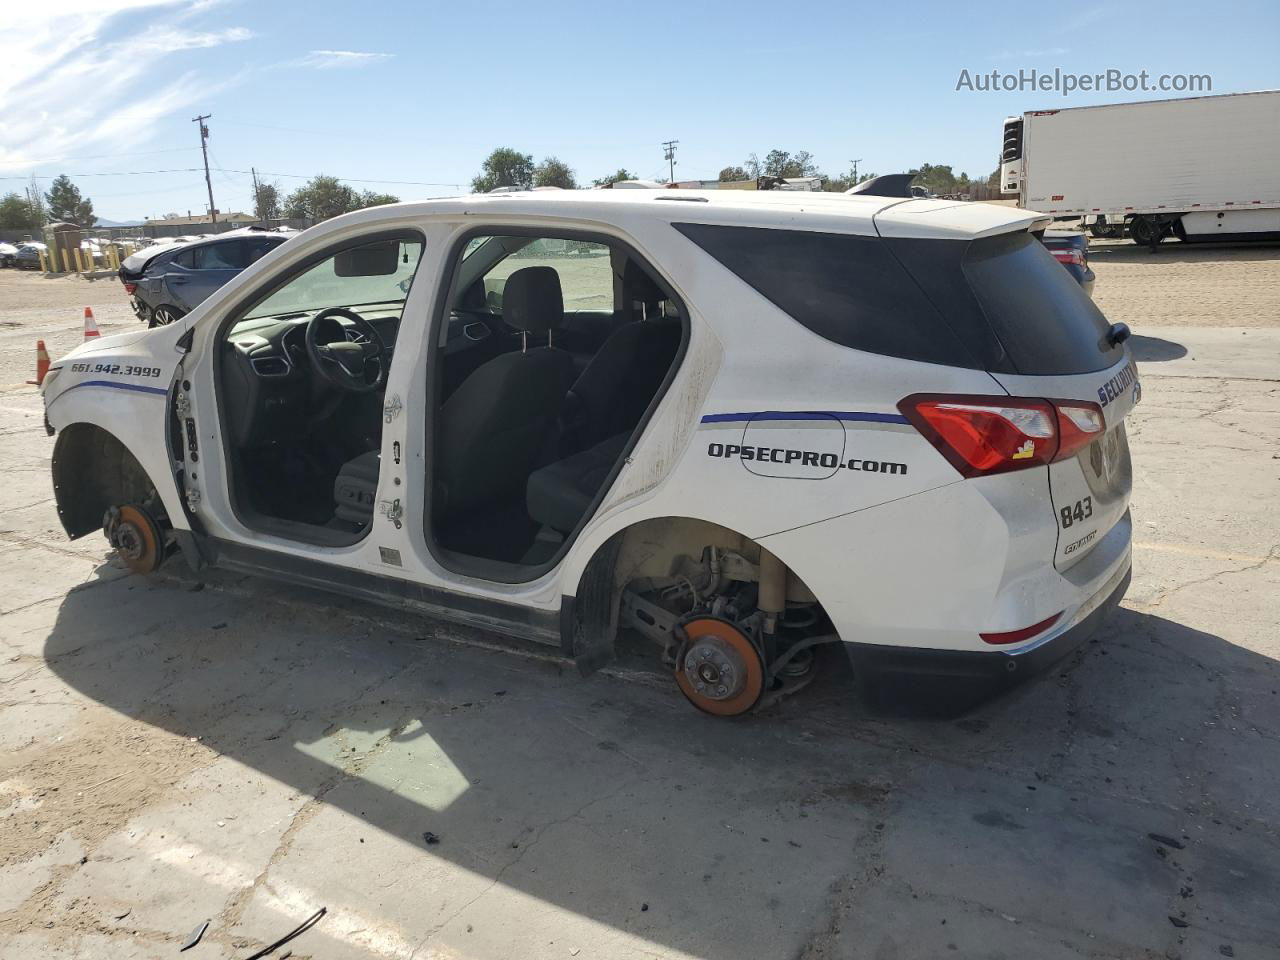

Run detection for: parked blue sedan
[[119, 229, 290, 326]]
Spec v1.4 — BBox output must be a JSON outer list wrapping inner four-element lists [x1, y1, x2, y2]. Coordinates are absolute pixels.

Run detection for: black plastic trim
[[203, 536, 561, 644]]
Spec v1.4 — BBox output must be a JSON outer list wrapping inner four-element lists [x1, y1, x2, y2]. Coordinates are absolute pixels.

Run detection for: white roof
[[303, 189, 1049, 241]]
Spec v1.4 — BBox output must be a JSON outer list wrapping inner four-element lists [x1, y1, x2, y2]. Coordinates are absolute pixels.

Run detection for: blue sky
[[2, 0, 1277, 221]]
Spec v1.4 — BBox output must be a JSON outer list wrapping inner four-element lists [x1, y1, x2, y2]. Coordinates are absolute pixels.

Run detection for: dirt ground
[[1, 242, 1279, 959]]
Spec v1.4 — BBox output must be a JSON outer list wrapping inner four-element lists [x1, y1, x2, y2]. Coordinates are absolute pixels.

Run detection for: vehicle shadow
[[39, 564, 1280, 957], [1129, 334, 1189, 362]]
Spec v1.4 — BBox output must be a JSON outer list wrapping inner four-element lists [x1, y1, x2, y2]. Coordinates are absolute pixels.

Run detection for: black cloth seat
[[527, 432, 629, 533], [560, 262, 681, 453], [435, 266, 575, 517], [333, 449, 379, 524]]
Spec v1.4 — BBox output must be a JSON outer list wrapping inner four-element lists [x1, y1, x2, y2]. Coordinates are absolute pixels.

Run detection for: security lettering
[[707, 442, 907, 476], [1096, 362, 1137, 408]]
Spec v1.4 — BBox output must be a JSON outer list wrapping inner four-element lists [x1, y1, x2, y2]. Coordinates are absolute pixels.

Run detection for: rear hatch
[[883, 225, 1137, 570]]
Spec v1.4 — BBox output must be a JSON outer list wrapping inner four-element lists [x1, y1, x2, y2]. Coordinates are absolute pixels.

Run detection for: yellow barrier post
[[38, 249, 49, 272]]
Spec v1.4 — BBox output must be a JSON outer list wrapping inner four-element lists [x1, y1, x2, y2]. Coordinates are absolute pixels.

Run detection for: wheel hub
[[675, 617, 764, 716], [105, 505, 163, 575], [683, 635, 745, 701]]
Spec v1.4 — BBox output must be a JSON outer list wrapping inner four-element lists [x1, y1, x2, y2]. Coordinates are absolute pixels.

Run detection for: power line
[[0, 146, 200, 169], [218, 168, 464, 187], [0, 168, 205, 180], [1, 166, 466, 188]]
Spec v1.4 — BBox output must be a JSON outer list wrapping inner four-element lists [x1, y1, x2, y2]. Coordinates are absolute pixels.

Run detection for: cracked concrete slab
[[2, 252, 1279, 958]]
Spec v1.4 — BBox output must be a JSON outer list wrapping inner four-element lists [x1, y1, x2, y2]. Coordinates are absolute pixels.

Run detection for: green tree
[[591, 168, 636, 187], [358, 190, 400, 207], [0, 192, 34, 229], [282, 175, 359, 221], [44, 174, 96, 226], [471, 147, 535, 193], [761, 149, 820, 179], [281, 177, 399, 222], [533, 156, 577, 189], [718, 166, 748, 182], [252, 180, 281, 220]]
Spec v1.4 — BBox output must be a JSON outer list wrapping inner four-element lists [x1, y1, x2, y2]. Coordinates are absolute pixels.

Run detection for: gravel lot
[[1, 242, 1278, 959]]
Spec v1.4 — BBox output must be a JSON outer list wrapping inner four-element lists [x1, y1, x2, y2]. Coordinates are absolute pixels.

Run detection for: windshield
[[244, 239, 423, 320]]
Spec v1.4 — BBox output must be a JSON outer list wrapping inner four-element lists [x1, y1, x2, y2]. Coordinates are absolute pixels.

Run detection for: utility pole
[[662, 140, 679, 183], [850, 158, 862, 182], [251, 166, 261, 220], [192, 114, 216, 225]]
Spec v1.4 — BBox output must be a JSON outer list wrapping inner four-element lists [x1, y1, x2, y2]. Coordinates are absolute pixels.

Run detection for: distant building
[[144, 211, 258, 227], [141, 210, 260, 239]]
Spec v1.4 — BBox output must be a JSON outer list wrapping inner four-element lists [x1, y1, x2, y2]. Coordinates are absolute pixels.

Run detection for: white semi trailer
[[1001, 90, 1280, 246]]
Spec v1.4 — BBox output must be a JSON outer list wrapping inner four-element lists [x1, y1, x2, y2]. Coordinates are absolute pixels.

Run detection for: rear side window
[[244, 238, 279, 264], [959, 231, 1119, 375], [673, 223, 978, 368], [193, 241, 245, 270]]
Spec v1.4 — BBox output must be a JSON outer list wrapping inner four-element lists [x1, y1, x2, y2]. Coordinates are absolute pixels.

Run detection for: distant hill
[[95, 218, 145, 228]]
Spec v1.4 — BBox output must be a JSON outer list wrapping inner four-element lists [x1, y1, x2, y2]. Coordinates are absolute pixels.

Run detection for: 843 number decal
[[1060, 496, 1093, 529]]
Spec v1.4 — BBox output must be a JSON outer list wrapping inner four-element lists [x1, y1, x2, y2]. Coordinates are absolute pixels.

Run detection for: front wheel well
[[52, 423, 162, 539]]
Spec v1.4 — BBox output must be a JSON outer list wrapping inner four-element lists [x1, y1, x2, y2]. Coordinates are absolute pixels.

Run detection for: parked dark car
[[119, 230, 288, 326], [1040, 229, 1095, 297], [15, 242, 49, 270]]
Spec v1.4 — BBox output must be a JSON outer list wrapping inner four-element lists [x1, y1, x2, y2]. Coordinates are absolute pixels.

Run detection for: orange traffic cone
[[27, 340, 51, 386], [83, 307, 100, 340]]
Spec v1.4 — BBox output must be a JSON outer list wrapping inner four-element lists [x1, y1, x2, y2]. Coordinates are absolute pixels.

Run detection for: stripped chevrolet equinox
[[42, 189, 1136, 715]]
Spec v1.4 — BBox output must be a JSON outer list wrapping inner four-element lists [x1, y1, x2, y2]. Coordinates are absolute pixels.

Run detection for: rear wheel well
[[52, 424, 162, 539], [564, 517, 823, 672]]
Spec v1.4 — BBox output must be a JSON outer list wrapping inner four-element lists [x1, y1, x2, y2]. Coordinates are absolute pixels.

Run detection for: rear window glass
[[960, 231, 1119, 375], [673, 223, 978, 368]]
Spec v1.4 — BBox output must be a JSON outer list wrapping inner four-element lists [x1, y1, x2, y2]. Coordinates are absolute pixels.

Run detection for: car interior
[[425, 235, 685, 571], [218, 235, 423, 543], [216, 231, 685, 571]]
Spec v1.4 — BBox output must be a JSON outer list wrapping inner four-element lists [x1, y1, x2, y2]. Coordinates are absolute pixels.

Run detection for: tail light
[[981, 612, 1062, 645], [123, 282, 137, 295], [898, 394, 1105, 477], [1050, 246, 1085, 267]]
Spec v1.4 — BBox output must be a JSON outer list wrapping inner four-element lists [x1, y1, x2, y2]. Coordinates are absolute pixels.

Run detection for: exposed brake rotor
[[105, 504, 164, 575], [675, 617, 765, 716]]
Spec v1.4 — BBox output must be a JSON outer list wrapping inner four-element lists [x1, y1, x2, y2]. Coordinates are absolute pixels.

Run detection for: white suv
[[42, 189, 1136, 716]]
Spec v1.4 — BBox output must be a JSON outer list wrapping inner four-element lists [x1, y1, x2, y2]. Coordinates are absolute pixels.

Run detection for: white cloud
[[292, 50, 396, 69], [0, 3, 251, 168]]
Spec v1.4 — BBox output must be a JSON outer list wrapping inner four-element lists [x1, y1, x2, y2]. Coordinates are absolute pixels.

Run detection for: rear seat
[[526, 433, 629, 533]]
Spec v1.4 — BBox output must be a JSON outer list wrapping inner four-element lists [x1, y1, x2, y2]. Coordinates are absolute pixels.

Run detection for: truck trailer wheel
[[1128, 216, 1155, 247]]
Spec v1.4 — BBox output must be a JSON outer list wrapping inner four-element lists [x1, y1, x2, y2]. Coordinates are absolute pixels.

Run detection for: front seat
[[434, 266, 576, 516]]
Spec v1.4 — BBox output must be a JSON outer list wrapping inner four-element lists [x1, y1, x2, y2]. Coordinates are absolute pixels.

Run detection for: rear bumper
[[845, 561, 1130, 714]]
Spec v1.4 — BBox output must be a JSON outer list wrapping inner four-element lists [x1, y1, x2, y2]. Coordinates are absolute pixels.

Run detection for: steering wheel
[[304, 307, 387, 393]]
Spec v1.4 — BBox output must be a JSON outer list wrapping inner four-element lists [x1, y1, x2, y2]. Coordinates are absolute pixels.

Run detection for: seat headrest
[[503, 267, 563, 333], [623, 260, 665, 308]]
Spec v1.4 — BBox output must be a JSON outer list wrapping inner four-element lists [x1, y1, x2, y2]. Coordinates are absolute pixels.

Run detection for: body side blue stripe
[[64, 379, 169, 397], [701, 410, 910, 425]]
